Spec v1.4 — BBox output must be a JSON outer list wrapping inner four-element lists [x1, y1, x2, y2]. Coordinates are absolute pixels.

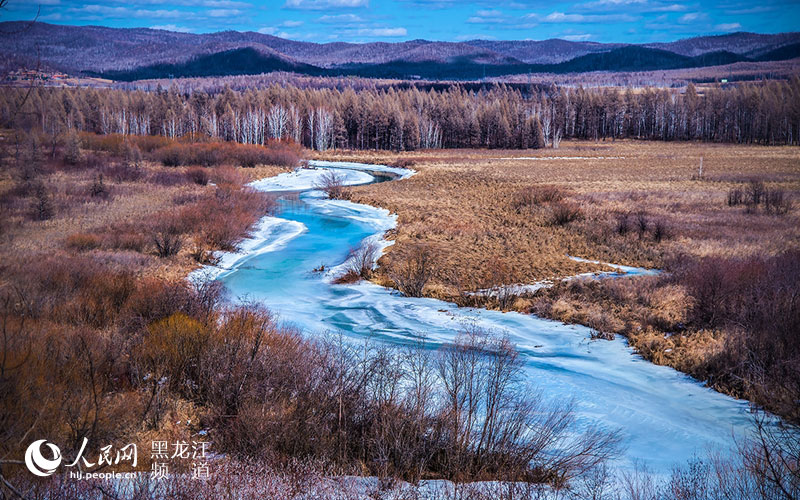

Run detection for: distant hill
[[2, 22, 799, 81]]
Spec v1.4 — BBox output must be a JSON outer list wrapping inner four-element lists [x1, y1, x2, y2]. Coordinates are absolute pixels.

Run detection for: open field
[[328, 141, 800, 285], [317, 141, 800, 420]]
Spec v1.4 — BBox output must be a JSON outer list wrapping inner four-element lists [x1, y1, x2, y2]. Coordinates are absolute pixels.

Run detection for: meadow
[[327, 141, 800, 422]]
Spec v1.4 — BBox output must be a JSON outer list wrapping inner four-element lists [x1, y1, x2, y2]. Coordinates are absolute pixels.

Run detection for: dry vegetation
[[329, 141, 800, 422], [0, 130, 631, 497]]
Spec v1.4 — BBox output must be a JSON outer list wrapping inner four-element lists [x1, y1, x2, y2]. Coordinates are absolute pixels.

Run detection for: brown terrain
[[318, 141, 800, 421]]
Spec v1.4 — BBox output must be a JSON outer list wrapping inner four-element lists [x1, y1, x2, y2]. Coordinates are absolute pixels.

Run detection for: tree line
[[2, 78, 799, 151]]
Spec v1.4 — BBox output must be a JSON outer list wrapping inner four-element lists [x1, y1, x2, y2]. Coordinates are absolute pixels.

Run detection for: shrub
[[154, 144, 185, 167], [513, 185, 566, 211], [652, 219, 670, 242], [148, 169, 188, 186], [390, 158, 416, 168], [332, 269, 361, 284], [764, 188, 791, 215], [30, 184, 54, 221], [615, 212, 630, 235], [727, 187, 743, 206], [389, 245, 435, 297], [548, 201, 582, 226], [635, 211, 648, 237], [152, 223, 183, 257], [102, 162, 143, 182], [186, 166, 210, 186], [62, 130, 83, 165], [746, 179, 765, 206], [89, 174, 109, 198], [315, 170, 346, 199], [335, 241, 379, 283], [65, 232, 101, 251]]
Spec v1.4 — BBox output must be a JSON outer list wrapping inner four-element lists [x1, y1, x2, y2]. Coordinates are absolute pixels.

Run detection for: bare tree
[[388, 245, 435, 298], [314, 169, 346, 199]]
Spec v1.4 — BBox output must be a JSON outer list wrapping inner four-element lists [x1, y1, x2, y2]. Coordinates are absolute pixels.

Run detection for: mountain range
[[2, 22, 799, 81]]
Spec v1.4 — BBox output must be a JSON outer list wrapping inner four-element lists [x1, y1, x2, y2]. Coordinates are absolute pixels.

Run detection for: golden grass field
[[314, 141, 800, 414], [318, 140, 800, 296]]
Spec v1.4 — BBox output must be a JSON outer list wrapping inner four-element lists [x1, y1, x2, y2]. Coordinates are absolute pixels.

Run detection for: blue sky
[[4, 0, 800, 43]]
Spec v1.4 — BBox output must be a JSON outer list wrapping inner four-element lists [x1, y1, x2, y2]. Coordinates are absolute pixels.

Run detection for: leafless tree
[[315, 169, 346, 199], [388, 245, 435, 297]]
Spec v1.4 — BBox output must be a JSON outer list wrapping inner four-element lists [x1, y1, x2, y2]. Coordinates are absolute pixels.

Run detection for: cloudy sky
[[4, 0, 799, 43]]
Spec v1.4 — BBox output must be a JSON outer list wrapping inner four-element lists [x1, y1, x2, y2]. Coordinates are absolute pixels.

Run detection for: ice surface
[[199, 161, 752, 475]]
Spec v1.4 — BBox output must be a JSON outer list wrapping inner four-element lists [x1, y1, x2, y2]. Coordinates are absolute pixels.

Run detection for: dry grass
[[323, 141, 800, 297], [0, 135, 291, 281], [317, 141, 800, 419]]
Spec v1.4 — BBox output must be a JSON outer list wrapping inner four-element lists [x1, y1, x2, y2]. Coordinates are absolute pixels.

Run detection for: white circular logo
[[24, 440, 62, 477]]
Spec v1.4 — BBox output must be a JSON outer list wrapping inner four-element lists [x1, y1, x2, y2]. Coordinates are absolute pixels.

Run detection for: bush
[[764, 188, 791, 215], [746, 179, 765, 206], [30, 184, 54, 221], [186, 166, 210, 186], [152, 225, 183, 258], [62, 130, 83, 165], [548, 201, 582, 226], [390, 158, 416, 168], [615, 212, 630, 235], [315, 170, 346, 199], [235, 141, 301, 168], [513, 185, 566, 211], [652, 218, 670, 242], [675, 251, 800, 421], [65, 232, 101, 251], [334, 241, 379, 283], [727, 187, 743, 206], [89, 174, 109, 198], [389, 245, 435, 297]]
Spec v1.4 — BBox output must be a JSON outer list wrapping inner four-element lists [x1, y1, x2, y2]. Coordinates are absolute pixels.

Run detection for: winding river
[[196, 160, 753, 474]]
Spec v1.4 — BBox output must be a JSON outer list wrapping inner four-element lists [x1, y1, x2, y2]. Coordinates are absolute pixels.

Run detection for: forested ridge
[[2, 79, 799, 150]]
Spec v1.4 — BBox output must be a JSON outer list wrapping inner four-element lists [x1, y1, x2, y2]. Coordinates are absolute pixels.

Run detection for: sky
[[3, 0, 800, 43]]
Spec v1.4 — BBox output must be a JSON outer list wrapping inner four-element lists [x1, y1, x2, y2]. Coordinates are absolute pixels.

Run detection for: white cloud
[[532, 11, 636, 23], [318, 13, 365, 23], [455, 33, 497, 40], [284, 0, 368, 9], [281, 20, 304, 27], [715, 22, 742, 31], [151, 24, 193, 32], [257, 26, 277, 34], [562, 33, 593, 41], [649, 3, 686, 12], [356, 27, 406, 36], [678, 12, 705, 23], [208, 8, 242, 17]]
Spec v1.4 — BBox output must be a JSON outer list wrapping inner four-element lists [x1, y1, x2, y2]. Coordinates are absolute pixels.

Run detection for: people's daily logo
[[24, 440, 62, 477]]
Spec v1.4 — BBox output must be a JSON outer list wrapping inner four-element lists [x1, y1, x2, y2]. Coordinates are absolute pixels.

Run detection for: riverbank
[[313, 142, 800, 423]]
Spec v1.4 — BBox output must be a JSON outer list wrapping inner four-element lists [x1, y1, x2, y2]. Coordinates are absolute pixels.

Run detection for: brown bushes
[[185, 166, 210, 186], [315, 169, 346, 199], [534, 251, 800, 424], [65, 232, 102, 251], [548, 201, 583, 226], [339, 241, 379, 282], [388, 245, 435, 297], [233, 142, 301, 168], [512, 184, 566, 212], [153, 140, 300, 168], [728, 179, 792, 215]]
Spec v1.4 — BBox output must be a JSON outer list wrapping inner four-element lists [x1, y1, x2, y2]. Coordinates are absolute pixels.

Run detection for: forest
[[2, 78, 799, 152]]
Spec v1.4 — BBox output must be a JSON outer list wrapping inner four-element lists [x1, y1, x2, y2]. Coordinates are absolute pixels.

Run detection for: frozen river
[[197, 160, 753, 474]]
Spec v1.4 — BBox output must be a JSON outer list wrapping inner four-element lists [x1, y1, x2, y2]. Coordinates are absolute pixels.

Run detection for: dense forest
[[2, 79, 800, 150]]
